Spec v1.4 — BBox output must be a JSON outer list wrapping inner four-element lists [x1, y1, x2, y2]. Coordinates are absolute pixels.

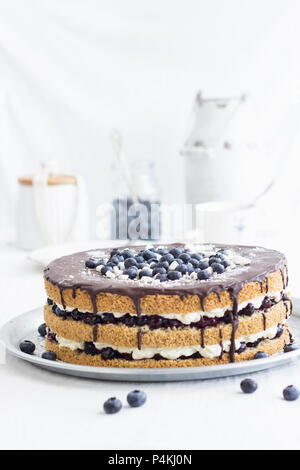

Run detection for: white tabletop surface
[[1, 242, 300, 450]]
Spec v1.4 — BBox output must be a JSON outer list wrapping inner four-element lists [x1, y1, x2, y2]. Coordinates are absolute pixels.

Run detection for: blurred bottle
[[111, 160, 161, 240]]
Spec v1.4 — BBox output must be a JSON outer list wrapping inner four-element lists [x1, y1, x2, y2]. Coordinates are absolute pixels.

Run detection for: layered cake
[[43, 243, 293, 368]]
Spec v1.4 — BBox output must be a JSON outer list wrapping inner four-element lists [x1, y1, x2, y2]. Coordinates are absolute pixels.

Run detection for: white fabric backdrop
[[1, 0, 300, 239]]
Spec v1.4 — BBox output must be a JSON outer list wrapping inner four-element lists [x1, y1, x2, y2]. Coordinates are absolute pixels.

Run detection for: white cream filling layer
[[52, 290, 285, 325], [55, 322, 284, 360]]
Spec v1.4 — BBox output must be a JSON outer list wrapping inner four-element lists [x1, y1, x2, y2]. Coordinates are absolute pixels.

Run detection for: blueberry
[[152, 267, 166, 276], [176, 264, 188, 274], [178, 253, 191, 263], [191, 253, 205, 261], [103, 397, 122, 414], [283, 385, 299, 401], [221, 259, 231, 268], [135, 256, 144, 263], [156, 261, 169, 270], [101, 265, 113, 275], [124, 267, 138, 279], [41, 350, 57, 361], [38, 323, 47, 337], [284, 344, 299, 353], [137, 263, 146, 269], [217, 249, 229, 255], [127, 390, 147, 408], [254, 351, 268, 359], [124, 257, 137, 268], [102, 313, 115, 323], [101, 347, 116, 360], [157, 248, 168, 255], [85, 258, 98, 268], [211, 262, 225, 274], [109, 255, 120, 265], [209, 256, 222, 265], [169, 247, 183, 258], [156, 273, 167, 282], [139, 269, 152, 278], [186, 262, 194, 273], [199, 261, 209, 270], [240, 378, 258, 394], [197, 270, 210, 280], [121, 249, 135, 259], [142, 249, 156, 261], [161, 253, 174, 264], [190, 258, 200, 268], [47, 298, 53, 305], [174, 258, 184, 265], [110, 248, 121, 256], [19, 340, 35, 354], [167, 271, 181, 280]]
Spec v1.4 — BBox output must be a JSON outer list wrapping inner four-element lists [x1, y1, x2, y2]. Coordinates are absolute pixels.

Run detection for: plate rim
[[1, 300, 300, 381]]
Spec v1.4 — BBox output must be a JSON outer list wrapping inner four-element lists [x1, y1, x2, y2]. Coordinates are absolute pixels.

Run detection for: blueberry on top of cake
[[43, 243, 292, 368]]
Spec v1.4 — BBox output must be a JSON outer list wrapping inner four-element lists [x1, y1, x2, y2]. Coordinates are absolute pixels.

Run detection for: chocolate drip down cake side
[[43, 243, 293, 368]]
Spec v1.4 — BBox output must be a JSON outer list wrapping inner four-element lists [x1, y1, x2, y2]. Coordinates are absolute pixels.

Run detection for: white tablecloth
[[1, 243, 300, 450]]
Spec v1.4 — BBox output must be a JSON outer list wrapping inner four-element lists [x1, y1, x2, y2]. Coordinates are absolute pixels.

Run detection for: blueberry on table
[[283, 385, 300, 401], [211, 262, 225, 274], [197, 270, 210, 280], [103, 397, 122, 414], [19, 340, 35, 354], [254, 351, 268, 359], [38, 323, 47, 337], [167, 271, 181, 280], [127, 390, 147, 408], [284, 344, 299, 353], [240, 378, 258, 394], [41, 350, 57, 361]]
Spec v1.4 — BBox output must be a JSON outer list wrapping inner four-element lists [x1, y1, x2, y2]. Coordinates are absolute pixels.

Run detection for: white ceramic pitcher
[[15, 161, 89, 250]]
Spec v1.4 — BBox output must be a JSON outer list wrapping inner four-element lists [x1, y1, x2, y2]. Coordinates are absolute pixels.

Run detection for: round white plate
[[1, 300, 300, 382]]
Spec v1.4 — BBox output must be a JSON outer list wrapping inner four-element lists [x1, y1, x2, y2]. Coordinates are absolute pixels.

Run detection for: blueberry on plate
[[127, 390, 147, 408], [169, 247, 183, 258], [103, 397, 122, 414], [167, 271, 181, 280], [211, 262, 225, 274], [199, 261, 209, 270], [124, 267, 138, 279], [38, 323, 47, 337], [124, 257, 138, 269], [240, 378, 258, 394], [283, 385, 300, 401], [139, 269, 153, 278], [19, 340, 35, 354], [284, 344, 299, 353], [197, 269, 210, 280], [254, 351, 268, 359], [41, 350, 57, 361]]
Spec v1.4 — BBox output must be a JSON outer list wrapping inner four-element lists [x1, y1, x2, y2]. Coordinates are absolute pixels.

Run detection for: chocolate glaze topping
[[44, 243, 287, 363]]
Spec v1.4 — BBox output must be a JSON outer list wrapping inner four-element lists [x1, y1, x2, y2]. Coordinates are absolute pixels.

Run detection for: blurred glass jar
[[111, 160, 161, 240]]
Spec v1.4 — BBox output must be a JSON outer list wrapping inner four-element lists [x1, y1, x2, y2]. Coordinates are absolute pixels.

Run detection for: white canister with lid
[[15, 161, 89, 250]]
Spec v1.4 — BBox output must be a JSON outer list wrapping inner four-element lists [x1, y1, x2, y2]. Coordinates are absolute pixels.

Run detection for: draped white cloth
[[0, 0, 300, 240]]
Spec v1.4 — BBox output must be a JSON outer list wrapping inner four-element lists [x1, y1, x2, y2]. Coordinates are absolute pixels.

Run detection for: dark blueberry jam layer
[[46, 324, 283, 361], [47, 294, 287, 330]]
